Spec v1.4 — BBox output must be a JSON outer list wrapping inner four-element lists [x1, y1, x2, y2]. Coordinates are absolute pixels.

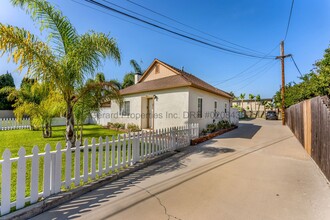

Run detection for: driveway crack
[[134, 184, 183, 220]]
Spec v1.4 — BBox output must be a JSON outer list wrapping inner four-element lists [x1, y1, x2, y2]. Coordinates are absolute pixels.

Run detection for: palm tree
[[248, 94, 255, 111], [121, 59, 144, 88], [239, 93, 245, 109], [0, 0, 121, 146], [255, 94, 261, 117], [122, 73, 135, 88], [130, 59, 143, 74], [74, 73, 120, 143]]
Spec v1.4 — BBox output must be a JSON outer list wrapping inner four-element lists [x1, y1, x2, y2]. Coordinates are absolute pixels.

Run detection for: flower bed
[[191, 126, 238, 145]]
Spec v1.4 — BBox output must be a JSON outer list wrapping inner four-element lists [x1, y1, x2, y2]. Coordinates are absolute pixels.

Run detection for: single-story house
[[111, 59, 234, 131]]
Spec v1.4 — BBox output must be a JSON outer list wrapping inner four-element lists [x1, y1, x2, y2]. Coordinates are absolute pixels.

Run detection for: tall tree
[[1, 80, 65, 137], [122, 73, 135, 88], [248, 94, 255, 111], [0, 72, 15, 110], [130, 59, 143, 74], [273, 46, 330, 108], [74, 72, 121, 143], [0, 0, 121, 146], [229, 91, 236, 99], [239, 93, 245, 109], [255, 94, 261, 114]]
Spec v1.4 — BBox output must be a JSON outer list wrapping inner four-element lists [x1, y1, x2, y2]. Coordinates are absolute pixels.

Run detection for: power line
[[230, 60, 276, 86], [83, 0, 276, 59], [101, 0, 263, 55], [234, 61, 278, 92], [224, 60, 277, 89], [284, 0, 295, 41], [70, 0, 267, 62], [291, 56, 303, 77], [125, 0, 265, 55], [212, 44, 279, 86]]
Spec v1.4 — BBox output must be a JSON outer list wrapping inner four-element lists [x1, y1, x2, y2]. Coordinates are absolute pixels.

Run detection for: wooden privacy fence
[[0, 118, 31, 130], [0, 123, 199, 216], [286, 96, 330, 181]]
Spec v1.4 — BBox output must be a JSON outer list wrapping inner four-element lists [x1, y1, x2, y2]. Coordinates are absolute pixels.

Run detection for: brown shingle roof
[[120, 59, 232, 99]]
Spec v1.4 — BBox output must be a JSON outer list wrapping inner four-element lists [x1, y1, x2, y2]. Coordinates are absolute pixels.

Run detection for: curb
[[0, 151, 176, 220]]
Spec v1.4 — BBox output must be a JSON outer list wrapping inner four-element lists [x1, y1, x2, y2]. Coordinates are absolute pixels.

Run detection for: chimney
[[181, 66, 184, 72], [134, 73, 141, 84]]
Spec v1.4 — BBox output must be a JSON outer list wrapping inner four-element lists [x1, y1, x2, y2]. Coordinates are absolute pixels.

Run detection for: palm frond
[[0, 24, 58, 81], [11, 0, 78, 56], [72, 32, 121, 79], [130, 59, 142, 74]]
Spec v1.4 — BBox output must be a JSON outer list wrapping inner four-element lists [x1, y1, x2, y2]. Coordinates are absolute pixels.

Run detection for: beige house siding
[[232, 100, 271, 111], [111, 95, 142, 127], [188, 87, 230, 130], [140, 63, 177, 82], [111, 87, 189, 129]]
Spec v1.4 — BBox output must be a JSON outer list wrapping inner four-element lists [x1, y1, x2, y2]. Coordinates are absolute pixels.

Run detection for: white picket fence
[[0, 123, 199, 216], [0, 118, 31, 130]]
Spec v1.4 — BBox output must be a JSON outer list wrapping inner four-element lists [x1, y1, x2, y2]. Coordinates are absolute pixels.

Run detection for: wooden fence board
[[286, 96, 330, 181]]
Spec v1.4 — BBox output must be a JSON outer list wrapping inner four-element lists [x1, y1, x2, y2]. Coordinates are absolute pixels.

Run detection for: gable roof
[[120, 59, 232, 99]]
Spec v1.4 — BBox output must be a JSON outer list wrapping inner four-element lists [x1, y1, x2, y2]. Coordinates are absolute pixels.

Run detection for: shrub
[[107, 122, 115, 129], [217, 120, 231, 129], [127, 123, 140, 132], [201, 128, 207, 136], [206, 123, 217, 133], [109, 122, 125, 131]]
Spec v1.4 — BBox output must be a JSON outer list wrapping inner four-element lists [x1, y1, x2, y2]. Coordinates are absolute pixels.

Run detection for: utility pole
[[276, 41, 291, 126]]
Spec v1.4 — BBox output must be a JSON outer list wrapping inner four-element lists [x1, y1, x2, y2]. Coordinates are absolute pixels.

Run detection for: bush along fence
[[286, 95, 330, 181], [0, 118, 31, 130], [0, 123, 199, 216]]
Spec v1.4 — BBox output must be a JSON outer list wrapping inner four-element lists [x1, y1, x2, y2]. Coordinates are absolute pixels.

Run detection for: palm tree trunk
[[66, 102, 76, 147]]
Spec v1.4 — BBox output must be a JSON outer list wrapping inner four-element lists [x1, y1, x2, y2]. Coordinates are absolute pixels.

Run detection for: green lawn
[[0, 125, 124, 157], [0, 125, 126, 205]]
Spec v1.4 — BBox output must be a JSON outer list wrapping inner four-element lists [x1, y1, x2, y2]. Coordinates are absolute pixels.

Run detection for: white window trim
[[120, 101, 130, 117]]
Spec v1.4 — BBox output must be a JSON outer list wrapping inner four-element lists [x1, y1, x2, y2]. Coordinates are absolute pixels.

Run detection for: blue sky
[[1, 0, 330, 98]]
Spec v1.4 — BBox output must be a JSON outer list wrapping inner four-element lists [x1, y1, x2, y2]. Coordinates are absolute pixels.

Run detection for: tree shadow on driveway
[[31, 144, 235, 220], [215, 123, 261, 139]]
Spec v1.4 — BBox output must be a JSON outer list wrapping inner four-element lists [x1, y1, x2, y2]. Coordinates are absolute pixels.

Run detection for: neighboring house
[[111, 59, 233, 131], [232, 98, 273, 112]]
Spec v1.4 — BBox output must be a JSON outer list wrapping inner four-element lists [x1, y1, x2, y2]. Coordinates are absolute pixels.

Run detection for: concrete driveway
[[32, 119, 330, 220]]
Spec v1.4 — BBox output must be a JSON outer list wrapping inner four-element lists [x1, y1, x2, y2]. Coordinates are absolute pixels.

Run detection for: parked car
[[266, 111, 278, 120]]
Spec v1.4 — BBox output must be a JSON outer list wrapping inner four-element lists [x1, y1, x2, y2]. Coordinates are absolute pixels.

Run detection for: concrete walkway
[[32, 119, 330, 220]]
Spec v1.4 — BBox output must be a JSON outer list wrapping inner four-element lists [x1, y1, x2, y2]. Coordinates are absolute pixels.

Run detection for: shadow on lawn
[[30, 144, 235, 220]]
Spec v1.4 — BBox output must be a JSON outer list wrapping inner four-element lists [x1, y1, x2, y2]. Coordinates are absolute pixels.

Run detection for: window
[[214, 101, 218, 118], [197, 98, 203, 118], [120, 101, 130, 116], [225, 103, 227, 113]]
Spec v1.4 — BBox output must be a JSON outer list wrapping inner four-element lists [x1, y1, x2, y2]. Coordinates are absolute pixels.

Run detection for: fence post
[[132, 132, 140, 164], [111, 135, 115, 169], [54, 143, 62, 193], [98, 137, 103, 176], [74, 141, 81, 186], [43, 144, 51, 198], [128, 132, 132, 165], [105, 136, 110, 173], [83, 139, 89, 183], [91, 138, 96, 179], [1, 149, 11, 215], [122, 134, 126, 166], [31, 146, 39, 203], [0, 118, 2, 130], [16, 147, 26, 210], [65, 142, 72, 189]]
